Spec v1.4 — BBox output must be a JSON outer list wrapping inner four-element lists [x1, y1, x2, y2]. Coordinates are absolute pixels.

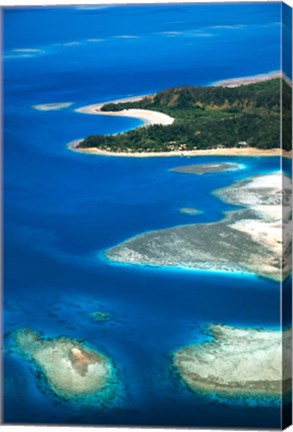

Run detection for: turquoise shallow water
[[3, 3, 291, 428]]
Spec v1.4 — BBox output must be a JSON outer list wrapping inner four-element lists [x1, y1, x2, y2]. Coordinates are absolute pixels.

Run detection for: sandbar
[[179, 208, 202, 215], [33, 102, 74, 111]]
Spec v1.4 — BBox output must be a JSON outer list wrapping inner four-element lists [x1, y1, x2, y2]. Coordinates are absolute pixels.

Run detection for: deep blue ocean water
[[2, 3, 291, 428]]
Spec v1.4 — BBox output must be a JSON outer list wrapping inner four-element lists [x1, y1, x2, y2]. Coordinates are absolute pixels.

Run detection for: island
[[173, 324, 291, 401], [13, 328, 117, 402], [72, 77, 292, 156], [105, 172, 291, 281]]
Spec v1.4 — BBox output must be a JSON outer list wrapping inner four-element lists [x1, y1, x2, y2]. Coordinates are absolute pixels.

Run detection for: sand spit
[[173, 324, 291, 400], [76, 95, 174, 127], [106, 172, 291, 281]]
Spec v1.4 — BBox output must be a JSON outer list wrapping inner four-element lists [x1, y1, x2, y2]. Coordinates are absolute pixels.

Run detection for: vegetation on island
[[78, 79, 292, 153]]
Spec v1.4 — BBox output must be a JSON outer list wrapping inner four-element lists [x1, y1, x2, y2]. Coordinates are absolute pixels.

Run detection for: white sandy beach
[[213, 70, 292, 88], [69, 141, 291, 159], [76, 95, 145, 114], [212, 70, 281, 87], [76, 95, 174, 126]]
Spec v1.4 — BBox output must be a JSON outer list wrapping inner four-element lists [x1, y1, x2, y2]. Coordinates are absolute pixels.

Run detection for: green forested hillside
[[78, 79, 292, 152]]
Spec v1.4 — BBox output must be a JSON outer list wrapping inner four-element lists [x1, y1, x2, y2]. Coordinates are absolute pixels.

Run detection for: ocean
[[2, 2, 290, 428]]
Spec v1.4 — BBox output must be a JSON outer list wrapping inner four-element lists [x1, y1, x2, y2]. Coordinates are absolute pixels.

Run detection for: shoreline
[[69, 141, 291, 159]]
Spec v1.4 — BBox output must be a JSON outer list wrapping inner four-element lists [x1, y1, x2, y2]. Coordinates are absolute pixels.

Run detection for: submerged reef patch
[[173, 325, 292, 404], [89, 311, 113, 322], [170, 162, 240, 175]]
